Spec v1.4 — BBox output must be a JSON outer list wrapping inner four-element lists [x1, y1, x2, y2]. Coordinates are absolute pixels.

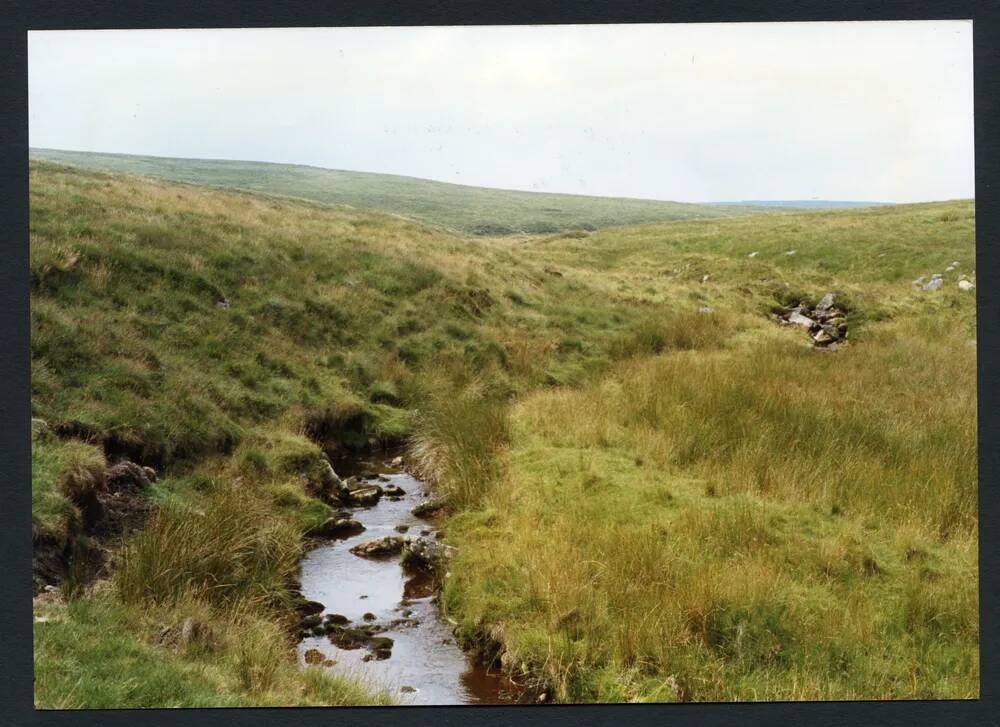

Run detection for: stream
[[296, 452, 519, 705]]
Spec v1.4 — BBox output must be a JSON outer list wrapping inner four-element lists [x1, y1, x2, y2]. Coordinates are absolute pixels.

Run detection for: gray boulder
[[787, 311, 816, 330]]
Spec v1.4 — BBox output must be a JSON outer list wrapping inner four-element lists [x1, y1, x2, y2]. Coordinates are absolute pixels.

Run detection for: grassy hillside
[[29, 148, 780, 236], [30, 160, 976, 705]]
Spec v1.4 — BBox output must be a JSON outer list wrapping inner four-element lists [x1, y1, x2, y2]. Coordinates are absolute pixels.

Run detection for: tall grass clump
[[609, 308, 735, 360], [408, 371, 511, 508], [116, 484, 299, 612]]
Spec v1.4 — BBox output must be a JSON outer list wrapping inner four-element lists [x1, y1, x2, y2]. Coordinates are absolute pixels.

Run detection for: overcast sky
[[29, 22, 974, 203]]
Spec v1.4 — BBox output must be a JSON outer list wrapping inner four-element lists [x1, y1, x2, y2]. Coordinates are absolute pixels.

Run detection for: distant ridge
[[711, 200, 888, 209], [30, 148, 789, 236]]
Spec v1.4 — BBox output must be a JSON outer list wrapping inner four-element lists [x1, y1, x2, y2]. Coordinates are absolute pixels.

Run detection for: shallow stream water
[[296, 452, 518, 705]]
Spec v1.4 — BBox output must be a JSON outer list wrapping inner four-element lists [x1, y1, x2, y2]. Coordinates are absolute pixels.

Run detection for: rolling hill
[[29, 148, 782, 236]]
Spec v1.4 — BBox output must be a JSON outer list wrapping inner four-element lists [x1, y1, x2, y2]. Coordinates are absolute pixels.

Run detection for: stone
[[697, 306, 715, 315], [401, 537, 455, 574], [785, 250, 797, 256], [816, 292, 836, 312], [923, 278, 943, 291], [912, 276, 926, 288], [216, 298, 231, 309], [304, 648, 325, 665], [701, 274, 710, 284], [309, 517, 365, 538], [324, 613, 350, 626], [362, 612, 376, 621], [787, 311, 816, 330], [958, 279, 975, 291], [748, 251, 759, 258], [298, 599, 325, 617], [813, 329, 836, 346], [394, 524, 410, 533], [349, 536, 405, 558], [300, 614, 323, 630], [31, 418, 50, 440], [400, 686, 417, 693], [383, 484, 406, 497], [945, 264, 956, 272], [347, 485, 383, 507], [179, 617, 211, 647], [390, 456, 404, 468], [411, 498, 447, 517]]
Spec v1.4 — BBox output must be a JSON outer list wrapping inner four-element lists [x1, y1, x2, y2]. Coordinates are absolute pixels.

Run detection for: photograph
[[27, 20, 977, 707]]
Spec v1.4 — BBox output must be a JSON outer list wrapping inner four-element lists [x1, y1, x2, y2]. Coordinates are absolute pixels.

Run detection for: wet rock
[[298, 599, 325, 617], [300, 614, 323, 630], [304, 648, 325, 665], [362, 612, 376, 622], [350, 536, 405, 558], [394, 524, 410, 533], [324, 613, 350, 626], [369, 636, 394, 659], [401, 537, 454, 574], [400, 685, 417, 694], [411, 497, 448, 517], [308, 517, 365, 539], [383, 484, 406, 497], [347, 485, 383, 507]]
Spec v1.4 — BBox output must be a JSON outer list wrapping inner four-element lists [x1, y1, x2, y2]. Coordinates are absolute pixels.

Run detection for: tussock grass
[[116, 484, 300, 612], [408, 371, 511, 509]]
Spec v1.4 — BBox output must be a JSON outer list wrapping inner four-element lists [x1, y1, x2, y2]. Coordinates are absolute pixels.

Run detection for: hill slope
[[29, 148, 780, 235], [30, 161, 977, 705]]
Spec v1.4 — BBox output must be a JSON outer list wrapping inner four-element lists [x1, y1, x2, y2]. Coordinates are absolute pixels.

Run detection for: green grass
[[29, 148, 784, 235], [434, 201, 977, 702], [33, 593, 392, 708], [30, 160, 976, 705]]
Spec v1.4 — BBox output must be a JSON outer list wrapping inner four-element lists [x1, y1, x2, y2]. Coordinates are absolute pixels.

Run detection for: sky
[[28, 22, 974, 203]]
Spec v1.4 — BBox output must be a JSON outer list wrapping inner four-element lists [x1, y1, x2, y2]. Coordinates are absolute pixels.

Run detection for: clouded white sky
[[29, 22, 974, 203]]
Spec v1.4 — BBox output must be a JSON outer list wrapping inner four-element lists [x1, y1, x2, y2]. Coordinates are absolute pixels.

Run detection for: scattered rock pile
[[912, 263, 975, 292], [775, 292, 848, 350]]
